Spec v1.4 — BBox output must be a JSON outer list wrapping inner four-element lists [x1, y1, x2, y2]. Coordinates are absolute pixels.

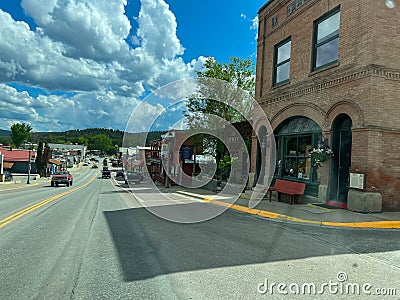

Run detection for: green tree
[[196, 56, 255, 96], [0, 137, 10, 145], [185, 56, 255, 168], [35, 141, 45, 176], [42, 142, 52, 176], [10, 123, 32, 148], [88, 134, 114, 154], [76, 136, 89, 146], [218, 155, 240, 181]]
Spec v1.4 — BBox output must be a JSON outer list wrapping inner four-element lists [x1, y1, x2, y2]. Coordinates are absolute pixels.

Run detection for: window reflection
[[277, 41, 291, 63], [313, 8, 340, 70], [316, 39, 339, 68], [317, 12, 340, 43], [274, 39, 291, 85], [276, 63, 290, 85]]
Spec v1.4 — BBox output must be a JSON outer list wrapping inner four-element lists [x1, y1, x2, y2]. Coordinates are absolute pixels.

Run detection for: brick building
[[147, 130, 201, 186], [252, 0, 400, 210]]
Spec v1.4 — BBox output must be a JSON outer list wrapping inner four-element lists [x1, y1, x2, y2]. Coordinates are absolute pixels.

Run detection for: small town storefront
[[254, 0, 400, 210], [271, 116, 322, 199], [252, 112, 355, 208]]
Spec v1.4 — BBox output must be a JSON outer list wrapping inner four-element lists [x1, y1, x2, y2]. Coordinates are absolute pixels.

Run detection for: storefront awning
[[3, 162, 14, 169], [49, 159, 63, 166]]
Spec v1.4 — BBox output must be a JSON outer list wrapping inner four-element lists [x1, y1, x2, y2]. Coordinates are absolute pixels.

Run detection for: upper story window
[[273, 38, 291, 86], [312, 7, 340, 71]]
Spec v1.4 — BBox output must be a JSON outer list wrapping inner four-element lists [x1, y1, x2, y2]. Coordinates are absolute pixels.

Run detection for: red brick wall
[[254, 0, 400, 209]]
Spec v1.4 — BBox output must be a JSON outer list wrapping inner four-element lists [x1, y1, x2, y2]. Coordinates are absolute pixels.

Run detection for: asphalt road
[[0, 169, 399, 299]]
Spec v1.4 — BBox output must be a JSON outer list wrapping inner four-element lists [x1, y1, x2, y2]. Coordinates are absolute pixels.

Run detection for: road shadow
[[103, 179, 400, 283], [104, 205, 355, 282]]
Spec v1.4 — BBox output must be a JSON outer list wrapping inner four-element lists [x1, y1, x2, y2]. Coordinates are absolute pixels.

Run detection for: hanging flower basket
[[309, 147, 333, 167]]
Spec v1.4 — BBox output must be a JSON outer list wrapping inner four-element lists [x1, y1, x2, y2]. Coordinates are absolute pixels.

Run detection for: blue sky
[[0, 0, 267, 132]]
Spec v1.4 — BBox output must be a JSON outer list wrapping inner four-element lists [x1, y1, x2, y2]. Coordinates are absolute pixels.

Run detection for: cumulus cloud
[[0, 0, 206, 131], [0, 9, 125, 92], [21, 0, 131, 61], [0, 85, 50, 126], [0, 84, 166, 132], [136, 0, 184, 59]]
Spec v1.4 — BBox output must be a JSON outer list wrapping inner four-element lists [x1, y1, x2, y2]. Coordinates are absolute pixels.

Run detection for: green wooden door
[[330, 114, 352, 204]]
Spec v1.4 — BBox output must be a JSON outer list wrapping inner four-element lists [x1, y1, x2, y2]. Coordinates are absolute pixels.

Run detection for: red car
[[51, 171, 73, 187]]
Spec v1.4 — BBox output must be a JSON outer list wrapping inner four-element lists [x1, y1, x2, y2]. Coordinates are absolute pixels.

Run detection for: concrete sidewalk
[[0, 165, 85, 192], [0, 176, 50, 192], [162, 186, 400, 229]]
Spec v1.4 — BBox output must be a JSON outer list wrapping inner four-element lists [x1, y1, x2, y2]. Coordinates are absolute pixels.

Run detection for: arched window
[[275, 117, 322, 182]]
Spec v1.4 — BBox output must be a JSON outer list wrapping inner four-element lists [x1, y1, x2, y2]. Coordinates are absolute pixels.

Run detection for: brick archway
[[270, 102, 326, 131], [325, 100, 364, 129]]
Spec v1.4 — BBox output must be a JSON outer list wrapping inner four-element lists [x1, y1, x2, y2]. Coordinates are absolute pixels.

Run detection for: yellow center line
[[0, 173, 98, 229]]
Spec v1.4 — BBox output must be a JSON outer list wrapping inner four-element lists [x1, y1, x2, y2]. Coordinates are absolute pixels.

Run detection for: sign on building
[[181, 146, 193, 160]]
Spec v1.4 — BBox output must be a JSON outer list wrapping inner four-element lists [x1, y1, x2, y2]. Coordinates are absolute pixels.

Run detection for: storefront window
[[283, 135, 312, 179], [274, 117, 321, 182]]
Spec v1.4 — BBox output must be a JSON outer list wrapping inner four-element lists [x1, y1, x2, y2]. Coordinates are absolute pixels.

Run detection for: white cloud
[[125, 101, 166, 133], [0, 84, 165, 132], [21, 0, 131, 61], [136, 0, 184, 60], [386, 0, 395, 8], [251, 16, 258, 41], [239, 12, 258, 41], [0, 0, 206, 131], [251, 16, 258, 31]]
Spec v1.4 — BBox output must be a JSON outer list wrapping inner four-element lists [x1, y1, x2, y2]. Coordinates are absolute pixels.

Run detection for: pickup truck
[[102, 166, 111, 178], [51, 171, 73, 187]]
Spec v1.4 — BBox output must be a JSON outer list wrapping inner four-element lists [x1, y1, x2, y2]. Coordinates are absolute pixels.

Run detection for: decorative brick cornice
[[258, 65, 400, 105]]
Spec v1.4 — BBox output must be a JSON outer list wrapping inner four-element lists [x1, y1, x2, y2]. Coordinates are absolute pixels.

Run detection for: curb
[[114, 186, 400, 229], [173, 191, 400, 229], [203, 198, 400, 229]]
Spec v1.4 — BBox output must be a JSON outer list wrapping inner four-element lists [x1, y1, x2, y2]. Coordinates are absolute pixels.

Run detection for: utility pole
[[27, 146, 32, 184]]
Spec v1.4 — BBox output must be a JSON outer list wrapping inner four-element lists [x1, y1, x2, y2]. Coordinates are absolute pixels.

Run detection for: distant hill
[[124, 131, 165, 146], [30, 128, 165, 147], [0, 129, 10, 137], [0, 127, 165, 147], [31, 128, 124, 143]]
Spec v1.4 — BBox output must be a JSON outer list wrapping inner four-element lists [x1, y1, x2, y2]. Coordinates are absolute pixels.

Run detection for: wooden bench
[[268, 179, 306, 205]]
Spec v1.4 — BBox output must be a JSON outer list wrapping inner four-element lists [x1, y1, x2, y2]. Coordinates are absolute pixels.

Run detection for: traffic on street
[[0, 162, 399, 299]]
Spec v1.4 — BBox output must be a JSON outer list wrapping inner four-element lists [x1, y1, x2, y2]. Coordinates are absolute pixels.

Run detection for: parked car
[[51, 171, 73, 187], [115, 170, 124, 178], [124, 171, 143, 184]]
